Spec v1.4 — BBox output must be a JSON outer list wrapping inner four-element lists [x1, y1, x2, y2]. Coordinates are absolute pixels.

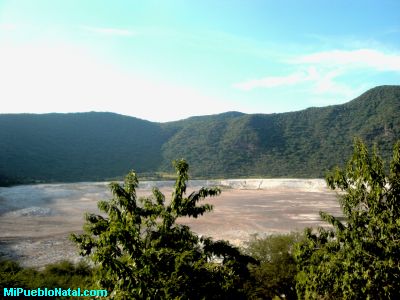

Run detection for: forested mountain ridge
[[1, 85, 399, 184], [161, 85, 400, 177], [0, 113, 169, 183]]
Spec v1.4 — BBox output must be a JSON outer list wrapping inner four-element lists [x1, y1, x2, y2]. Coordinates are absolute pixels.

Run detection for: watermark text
[[3, 287, 107, 297]]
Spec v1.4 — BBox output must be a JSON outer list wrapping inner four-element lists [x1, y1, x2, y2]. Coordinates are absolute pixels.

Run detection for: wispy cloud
[[233, 48, 400, 104], [292, 49, 400, 72], [81, 26, 135, 37]]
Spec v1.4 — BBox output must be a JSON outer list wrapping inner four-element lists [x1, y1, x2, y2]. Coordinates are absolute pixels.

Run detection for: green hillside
[[0, 85, 399, 184], [0, 112, 169, 182], [161, 85, 400, 177]]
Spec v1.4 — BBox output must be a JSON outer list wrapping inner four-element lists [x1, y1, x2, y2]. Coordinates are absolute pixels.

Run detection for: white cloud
[[81, 26, 135, 37], [293, 49, 400, 72]]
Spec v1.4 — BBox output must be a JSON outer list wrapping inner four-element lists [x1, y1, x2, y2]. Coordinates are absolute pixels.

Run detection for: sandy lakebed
[[0, 179, 342, 268]]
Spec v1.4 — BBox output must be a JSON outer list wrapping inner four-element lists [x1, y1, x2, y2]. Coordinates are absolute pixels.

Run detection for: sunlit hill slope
[[0, 85, 399, 184]]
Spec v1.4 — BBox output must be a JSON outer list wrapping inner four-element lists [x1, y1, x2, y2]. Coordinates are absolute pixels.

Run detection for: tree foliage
[[71, 160, 255, 299], [295, 139, 400, 299], [243, 233, 303, 300], [0, 259, 94, 298]]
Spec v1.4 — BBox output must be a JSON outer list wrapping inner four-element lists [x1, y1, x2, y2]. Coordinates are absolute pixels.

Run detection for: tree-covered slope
[[161, 85, 400, 177], [0, 85, 399, 183], [0, 112, 168, 182]]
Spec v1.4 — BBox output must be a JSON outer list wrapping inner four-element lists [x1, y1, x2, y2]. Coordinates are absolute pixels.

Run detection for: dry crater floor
[[0, 180, 341, 268]]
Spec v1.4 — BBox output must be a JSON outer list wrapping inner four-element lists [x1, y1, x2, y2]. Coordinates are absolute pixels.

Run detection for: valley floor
[[0, 180, 341, 268]]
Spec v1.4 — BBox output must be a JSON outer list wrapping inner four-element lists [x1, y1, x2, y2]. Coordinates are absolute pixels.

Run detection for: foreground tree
[[295, 139, 400, 299], [243, 233, 303, 300], [71, 160, 254, 299]]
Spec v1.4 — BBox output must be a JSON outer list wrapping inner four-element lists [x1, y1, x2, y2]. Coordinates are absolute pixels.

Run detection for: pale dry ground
[[0, 181, 341, 268]]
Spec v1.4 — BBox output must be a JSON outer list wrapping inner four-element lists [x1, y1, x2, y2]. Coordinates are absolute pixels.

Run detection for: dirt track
[[0, 181, 341, 268]]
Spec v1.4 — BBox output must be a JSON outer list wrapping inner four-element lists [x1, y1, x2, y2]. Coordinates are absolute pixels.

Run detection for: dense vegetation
[[0, 174, 23, 187], [244, 233, 303, 299], [1, 85, 399, 184], [295, 139, 400, 299], [0, 260, 95, 299], [71, 160, 255, 299], [0, 113, 167, 183]]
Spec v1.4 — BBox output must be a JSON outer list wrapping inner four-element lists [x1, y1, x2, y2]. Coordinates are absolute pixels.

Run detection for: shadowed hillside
[[0, 113, 169, 182], [0, 85, 399, 183]]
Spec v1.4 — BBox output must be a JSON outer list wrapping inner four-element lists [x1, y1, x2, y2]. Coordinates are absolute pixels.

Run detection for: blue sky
[[1, 0, 399, 121]]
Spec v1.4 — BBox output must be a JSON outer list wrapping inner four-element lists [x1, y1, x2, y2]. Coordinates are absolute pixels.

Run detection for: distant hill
[[1, 85, 399, 184], [0, 113, 169, 182]]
